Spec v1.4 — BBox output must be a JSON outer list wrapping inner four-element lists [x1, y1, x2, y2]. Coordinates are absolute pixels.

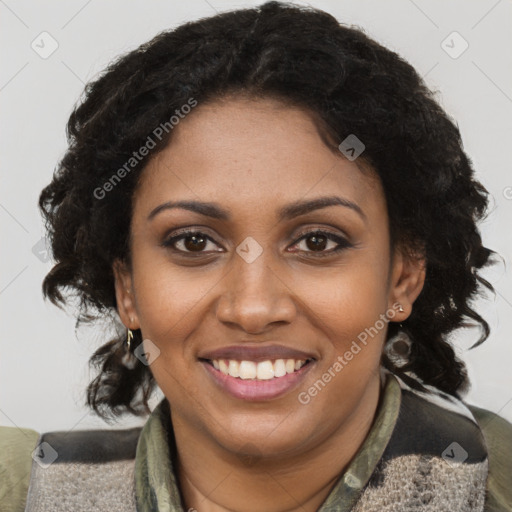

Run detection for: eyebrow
[[147, 195, 366, 223]]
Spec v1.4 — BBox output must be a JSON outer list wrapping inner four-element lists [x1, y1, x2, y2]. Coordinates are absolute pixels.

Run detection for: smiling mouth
[[200, 358, 315, 381]]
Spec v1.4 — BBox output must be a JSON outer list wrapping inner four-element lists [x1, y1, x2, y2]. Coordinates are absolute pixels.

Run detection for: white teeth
[[239, 361, 257, 379], [211, 358, 309, 380], [228, 360, 240, 378], [274, 359, 287, 377], [219, 359, 229, 375], [256, 360, 274, 380]]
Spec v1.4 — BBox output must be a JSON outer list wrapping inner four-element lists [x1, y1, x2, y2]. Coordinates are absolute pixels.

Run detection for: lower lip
[[201, 361, 315, 401]]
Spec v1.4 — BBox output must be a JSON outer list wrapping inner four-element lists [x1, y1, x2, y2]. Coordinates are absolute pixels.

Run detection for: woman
[[1, 2, 511, 511]]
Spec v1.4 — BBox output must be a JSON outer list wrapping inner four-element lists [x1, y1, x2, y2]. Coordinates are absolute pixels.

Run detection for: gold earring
[[126, 329, 133, 350]]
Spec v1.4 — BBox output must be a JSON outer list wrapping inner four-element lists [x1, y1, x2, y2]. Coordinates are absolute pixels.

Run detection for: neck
[[171, 375, 382, 512]]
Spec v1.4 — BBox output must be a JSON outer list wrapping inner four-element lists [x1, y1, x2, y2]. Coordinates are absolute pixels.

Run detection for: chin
[[210, 411, 316, 457]]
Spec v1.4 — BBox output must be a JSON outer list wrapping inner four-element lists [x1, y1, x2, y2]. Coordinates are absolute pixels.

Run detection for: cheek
[[130, 252, 226, 360], [301, 260, 389, 337], [131, 264, 211, 405], [295, 256, 389, 381], [295, 271, 388, 418]]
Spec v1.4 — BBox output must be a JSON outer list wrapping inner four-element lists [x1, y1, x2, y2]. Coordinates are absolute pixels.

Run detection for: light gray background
[[1, 0, 511, 433]]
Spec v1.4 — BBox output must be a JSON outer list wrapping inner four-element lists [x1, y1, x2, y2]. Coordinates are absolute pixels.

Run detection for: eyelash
[[161, 228, 352, 258]]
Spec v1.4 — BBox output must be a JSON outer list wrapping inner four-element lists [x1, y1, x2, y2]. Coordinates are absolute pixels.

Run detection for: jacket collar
[[134, 371, 401, 512]]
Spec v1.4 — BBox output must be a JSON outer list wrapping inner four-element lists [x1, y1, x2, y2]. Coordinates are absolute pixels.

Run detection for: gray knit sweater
[[1, 372, 511, 511]]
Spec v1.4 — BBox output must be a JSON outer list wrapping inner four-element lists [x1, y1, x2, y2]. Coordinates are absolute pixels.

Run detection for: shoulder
[[39, 424, 142, 463], [0, 425, 40, 512], [467, 404, 512, 512], [0, 424, 143, 512], [23, 426, 142, 511], [386, 380, 489, 463], [383, 374, 509, 511]]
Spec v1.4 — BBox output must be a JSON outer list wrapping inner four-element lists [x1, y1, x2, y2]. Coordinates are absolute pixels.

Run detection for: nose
[[215, 251, 297, 334]]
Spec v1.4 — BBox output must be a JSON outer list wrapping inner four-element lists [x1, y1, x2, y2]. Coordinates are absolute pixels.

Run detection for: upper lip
[[198, 344, 317, 363]]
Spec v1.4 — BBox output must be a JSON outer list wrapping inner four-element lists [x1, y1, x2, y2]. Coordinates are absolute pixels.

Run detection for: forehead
[[135, 97, 385, 222]]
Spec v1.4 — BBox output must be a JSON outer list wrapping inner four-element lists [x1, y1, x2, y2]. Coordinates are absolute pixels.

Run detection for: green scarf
[[135, 372, 489, 511]]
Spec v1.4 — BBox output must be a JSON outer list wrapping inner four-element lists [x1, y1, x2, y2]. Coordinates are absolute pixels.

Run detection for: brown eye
[[304, 233, 329, 251], [162, 230, 222, 254], [291, 230, 352, 257], [182, 233, 207, 251]]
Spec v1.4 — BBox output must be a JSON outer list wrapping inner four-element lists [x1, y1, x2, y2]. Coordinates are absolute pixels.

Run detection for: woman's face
[[115, 96, 425, 459]]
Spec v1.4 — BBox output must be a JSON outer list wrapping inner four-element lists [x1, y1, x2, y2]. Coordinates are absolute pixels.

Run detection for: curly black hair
[[39, 1, 497, 421]]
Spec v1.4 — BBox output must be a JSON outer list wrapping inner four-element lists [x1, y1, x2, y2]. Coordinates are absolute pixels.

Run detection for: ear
[[387, 245, 426, 321], [113, 259, 140, 330]]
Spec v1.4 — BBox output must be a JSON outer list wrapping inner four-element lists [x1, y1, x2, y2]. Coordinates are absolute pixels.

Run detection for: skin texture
[[114, 97, 426, 512]]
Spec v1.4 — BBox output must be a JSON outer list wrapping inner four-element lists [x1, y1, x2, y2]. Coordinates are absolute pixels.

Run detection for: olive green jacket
[[1, 373, 511, 511]]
